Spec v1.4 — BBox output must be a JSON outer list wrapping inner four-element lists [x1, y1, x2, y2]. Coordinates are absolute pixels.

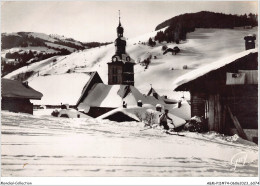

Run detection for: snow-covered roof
[[97, 105, 186, 127], [97, 106, 143, 122], [76, 71, 103, 106], [172, 48, 258, 90], [2, 78, 43, 100], [29, 73, 93, 105], [77, 83, 166, 109], [170, 101, 191, 120], [147, 87, 158, 96], [147, 87, 178, 104]]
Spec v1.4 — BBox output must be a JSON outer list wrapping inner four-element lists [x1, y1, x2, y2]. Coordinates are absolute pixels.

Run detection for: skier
[[159, 109, 175, 130]]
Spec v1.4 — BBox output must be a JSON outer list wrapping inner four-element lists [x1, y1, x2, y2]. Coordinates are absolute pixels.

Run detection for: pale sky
[[1, 1, 258, 42]]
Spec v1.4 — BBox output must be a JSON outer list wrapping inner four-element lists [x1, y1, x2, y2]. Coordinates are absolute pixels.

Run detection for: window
[[205, 100, 209, 119], [112, 67, 118, 74], [112, 76, 118, 83]]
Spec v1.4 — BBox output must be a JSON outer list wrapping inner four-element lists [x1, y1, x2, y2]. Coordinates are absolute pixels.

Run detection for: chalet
[[173, 48, 258, 143], [1, 78, 43, 114]]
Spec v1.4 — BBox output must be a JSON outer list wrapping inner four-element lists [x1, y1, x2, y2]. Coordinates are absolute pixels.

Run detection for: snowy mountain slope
[[27, 32, 57, 43], [1, 32, 110, 76], [2, 32, 85, 52], [1, 32, 88, 76], [44, 42, 75, 53], [4, 27, 257, 105]]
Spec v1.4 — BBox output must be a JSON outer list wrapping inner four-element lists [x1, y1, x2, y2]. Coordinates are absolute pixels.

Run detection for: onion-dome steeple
[[108, 10, 135, 86], [117, 10, 124, 37]]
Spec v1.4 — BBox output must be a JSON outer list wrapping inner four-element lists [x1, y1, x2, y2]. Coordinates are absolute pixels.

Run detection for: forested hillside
[[154, 11, 258, 43]]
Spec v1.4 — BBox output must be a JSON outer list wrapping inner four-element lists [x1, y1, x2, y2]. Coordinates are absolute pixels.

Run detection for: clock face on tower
[[112, 56, 118, 62]]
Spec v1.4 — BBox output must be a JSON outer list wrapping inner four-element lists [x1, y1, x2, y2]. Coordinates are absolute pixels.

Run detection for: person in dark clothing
[[123, 101, 127, 108], [159, 109, 175, 130]]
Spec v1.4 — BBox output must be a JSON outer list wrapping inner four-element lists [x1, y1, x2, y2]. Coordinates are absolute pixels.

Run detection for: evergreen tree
[[148, 37, 156, 47]]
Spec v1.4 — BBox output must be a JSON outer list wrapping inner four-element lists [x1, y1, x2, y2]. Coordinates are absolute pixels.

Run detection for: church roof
[[147, 87, 158, 96], [77, 83, 165, 109], [76, 72, 103, 106]]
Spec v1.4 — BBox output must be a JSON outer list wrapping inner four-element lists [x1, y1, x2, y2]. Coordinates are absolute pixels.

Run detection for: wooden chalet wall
[[222, 85, 258, 130], [190, 93, 206, 118], [178, 52, 258, 137]]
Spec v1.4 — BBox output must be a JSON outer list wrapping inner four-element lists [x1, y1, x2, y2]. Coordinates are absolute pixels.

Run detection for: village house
[[1, 78, 43, 114], [173, 47, 258, 143]]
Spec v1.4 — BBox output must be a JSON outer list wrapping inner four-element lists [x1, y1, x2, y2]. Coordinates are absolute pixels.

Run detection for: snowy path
[[1, 111, 258, 177]]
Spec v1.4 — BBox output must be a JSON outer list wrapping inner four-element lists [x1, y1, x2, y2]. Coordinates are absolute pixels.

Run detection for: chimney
[[244, 34, 256, 50], [22, 81, 29, 88], [137, 100, 143, 107]]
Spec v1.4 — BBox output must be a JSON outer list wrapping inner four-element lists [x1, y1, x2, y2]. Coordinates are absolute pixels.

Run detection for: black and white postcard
[[1, 1, 258, 185]]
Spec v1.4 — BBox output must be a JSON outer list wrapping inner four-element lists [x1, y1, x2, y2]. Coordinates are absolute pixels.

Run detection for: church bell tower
[[107, 11, 135, 86]]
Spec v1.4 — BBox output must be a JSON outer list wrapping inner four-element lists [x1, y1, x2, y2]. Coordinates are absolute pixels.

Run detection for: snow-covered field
[[4, 27, 257, 103], [1, 111, 258, 177]]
